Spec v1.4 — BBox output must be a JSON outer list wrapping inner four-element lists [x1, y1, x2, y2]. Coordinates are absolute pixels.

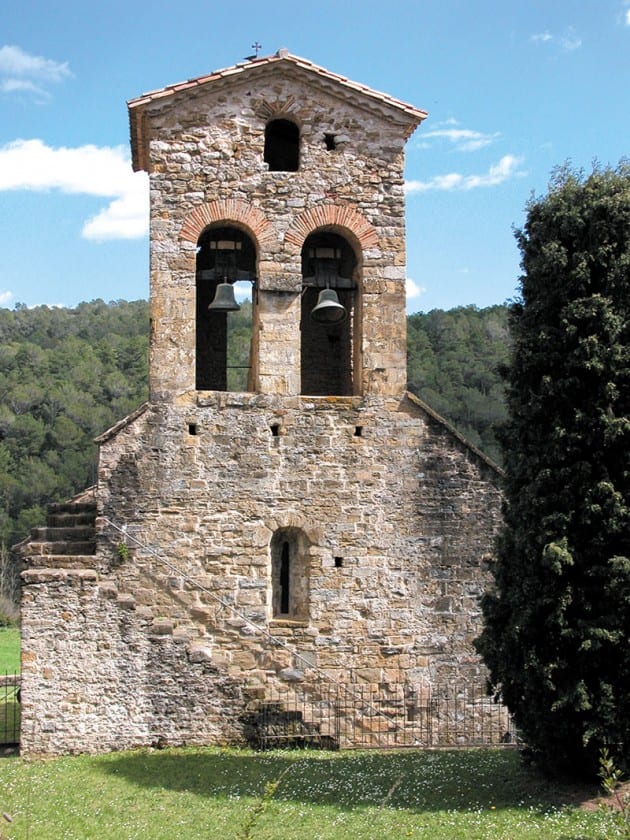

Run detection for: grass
[[0, 627, 20, 674], [0, 746, 622, 839]]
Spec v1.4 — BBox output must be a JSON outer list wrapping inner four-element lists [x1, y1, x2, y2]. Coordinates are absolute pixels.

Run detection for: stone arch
[[285, 204, 378, 251], [265, 512, 320, 546], [180, 200, 275, 248]]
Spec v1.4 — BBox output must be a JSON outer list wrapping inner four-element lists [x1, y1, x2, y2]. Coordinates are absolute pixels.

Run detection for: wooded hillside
[[408, 305, 510, 462], [0, 300, 509, 549], [0, 300, 149, 548]]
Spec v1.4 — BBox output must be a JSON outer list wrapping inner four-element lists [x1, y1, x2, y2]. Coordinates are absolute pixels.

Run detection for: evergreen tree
[[476, 162, 630, 778]]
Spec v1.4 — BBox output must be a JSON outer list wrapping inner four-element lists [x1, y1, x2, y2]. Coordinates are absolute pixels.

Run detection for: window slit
[[280, 541, 290, 614]]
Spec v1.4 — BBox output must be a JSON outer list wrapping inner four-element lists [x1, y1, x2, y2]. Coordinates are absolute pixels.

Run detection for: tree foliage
[[0, 300, 149, 549], [476, 162, 630, 778], [407, 305, 509, 463]]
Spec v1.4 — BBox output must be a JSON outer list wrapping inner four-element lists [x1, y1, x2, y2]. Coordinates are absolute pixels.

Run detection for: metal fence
[[245, 678, 517, 751], [1, 671, 514, 752], [0, 673, 21, 747]]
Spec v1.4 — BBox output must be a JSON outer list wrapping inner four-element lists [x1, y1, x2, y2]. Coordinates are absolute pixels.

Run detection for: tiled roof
[[128, 49, 427, 171]]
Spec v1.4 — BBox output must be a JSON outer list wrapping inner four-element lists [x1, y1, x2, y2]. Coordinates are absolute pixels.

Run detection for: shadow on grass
[[97, 747, 598, 815]]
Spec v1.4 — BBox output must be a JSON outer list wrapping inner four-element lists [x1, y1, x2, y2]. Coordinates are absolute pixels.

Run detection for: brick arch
[[284, 204, 378, 251], [253, 96, 310, 126], [179, 200, 275, 246]]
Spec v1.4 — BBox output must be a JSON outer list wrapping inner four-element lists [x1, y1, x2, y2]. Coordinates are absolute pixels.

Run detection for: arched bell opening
[[196, 225, 257, 391], [300, 231, 359, 396]]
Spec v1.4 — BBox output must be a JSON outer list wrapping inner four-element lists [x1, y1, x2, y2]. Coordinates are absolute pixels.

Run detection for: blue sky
[[1, 0, 629, 314]]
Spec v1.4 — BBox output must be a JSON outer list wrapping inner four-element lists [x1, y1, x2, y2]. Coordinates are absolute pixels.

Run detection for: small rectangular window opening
[[188, 423, 198, 436], [270, 423, 281, 437], [324, 133, 337, 151], [334, 557, 344, 568], [354, 426, 363, 437]]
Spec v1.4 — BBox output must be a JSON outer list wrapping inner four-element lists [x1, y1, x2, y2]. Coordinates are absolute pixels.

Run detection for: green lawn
[[0, 746, 622, 839], [0, 627, 20, 673]]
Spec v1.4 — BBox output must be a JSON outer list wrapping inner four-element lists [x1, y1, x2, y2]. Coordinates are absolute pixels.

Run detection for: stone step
[[30, 526, 95, 543], [24, 540, 96, 557], [48, 501, 97, 515], [24, 554, 96, 569], [47, 511, 97, 528]]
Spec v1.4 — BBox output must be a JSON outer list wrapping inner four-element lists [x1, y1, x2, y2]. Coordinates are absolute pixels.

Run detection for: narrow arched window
[[279, 541, 290, 615], [264, 119, 299, 172], [271, 528, 309, 619]]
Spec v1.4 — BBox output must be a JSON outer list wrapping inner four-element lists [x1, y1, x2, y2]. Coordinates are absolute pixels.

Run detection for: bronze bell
[[208, 282, 240, 312], [310, 288, 347, 323]]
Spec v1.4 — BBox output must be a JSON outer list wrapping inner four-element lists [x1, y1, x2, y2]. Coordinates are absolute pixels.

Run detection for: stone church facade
[[18, 51, 503, 754]]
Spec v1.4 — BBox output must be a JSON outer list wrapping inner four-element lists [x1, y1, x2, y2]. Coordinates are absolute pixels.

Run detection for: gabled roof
[[128, 49, 427, 172]]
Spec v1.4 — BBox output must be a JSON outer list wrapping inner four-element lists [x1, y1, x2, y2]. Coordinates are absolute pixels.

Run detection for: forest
[[0, 299, 509, 552]]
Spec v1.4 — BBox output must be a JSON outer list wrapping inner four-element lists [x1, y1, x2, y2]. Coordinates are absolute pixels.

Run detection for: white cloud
[[405, 155, 526, 194], [0, 139, 149, 240], [419, 126, 501, 152], [530, 28, 582, 51], [2, 78, 43, 95], [626, 7, 630, 25], [0, 44, 71, 101], [406, 278, 425, 299], [0, 45, 71, 81], [560, 29, 582, 50], [0, 290, 13, 306], [82, 176, 149, 240]]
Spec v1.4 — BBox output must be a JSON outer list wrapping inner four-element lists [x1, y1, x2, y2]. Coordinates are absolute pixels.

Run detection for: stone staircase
[[21, 500, 97, 569]]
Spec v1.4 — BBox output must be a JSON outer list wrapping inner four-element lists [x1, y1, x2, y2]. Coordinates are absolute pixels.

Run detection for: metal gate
[[1, 673, 20, 748]]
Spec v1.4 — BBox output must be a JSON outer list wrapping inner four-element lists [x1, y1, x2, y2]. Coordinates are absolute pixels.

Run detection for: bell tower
[[128, 48, 427, 401]]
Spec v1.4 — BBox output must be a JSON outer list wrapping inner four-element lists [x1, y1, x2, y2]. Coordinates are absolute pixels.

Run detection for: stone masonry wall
[[20, 567, 247, 754], [75, 393, 501, 739], [20, 391, 502, 754]]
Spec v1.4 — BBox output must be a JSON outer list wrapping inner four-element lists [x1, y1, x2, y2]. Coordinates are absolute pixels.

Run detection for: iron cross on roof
[[244, 42, 262, 61]]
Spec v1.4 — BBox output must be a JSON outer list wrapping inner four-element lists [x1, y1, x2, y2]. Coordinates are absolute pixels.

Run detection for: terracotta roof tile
[[128, 50, 427, 171], [129, 50, 426, 120]]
